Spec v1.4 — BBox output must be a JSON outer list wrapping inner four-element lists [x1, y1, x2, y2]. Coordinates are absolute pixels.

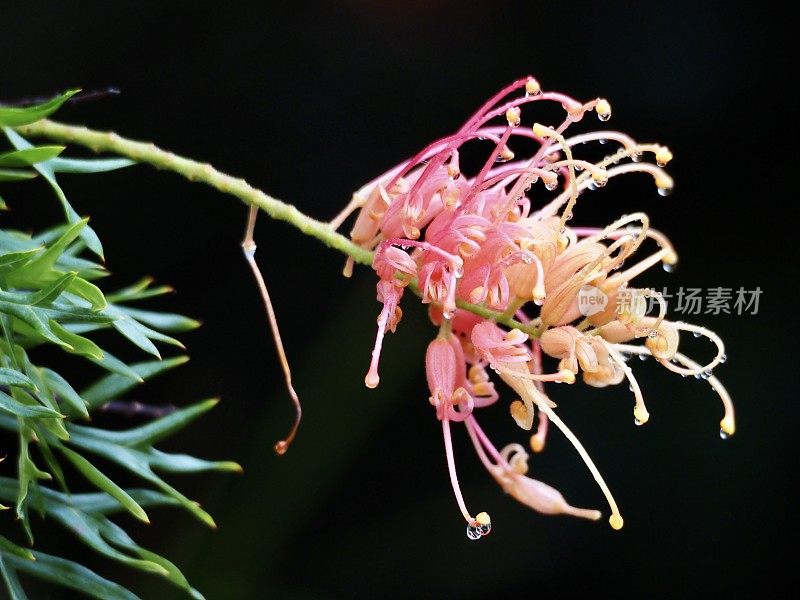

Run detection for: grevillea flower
[[335, 76, 734, 538]]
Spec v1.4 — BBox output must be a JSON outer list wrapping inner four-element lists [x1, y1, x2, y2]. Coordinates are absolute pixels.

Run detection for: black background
[[1, 2, 794, 599]]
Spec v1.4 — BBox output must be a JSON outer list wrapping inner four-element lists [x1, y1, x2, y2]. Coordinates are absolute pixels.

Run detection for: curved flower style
[[341, 76, 734, 538]]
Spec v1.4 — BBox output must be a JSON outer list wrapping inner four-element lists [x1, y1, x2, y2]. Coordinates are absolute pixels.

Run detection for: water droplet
[[545, 179, 559, 191], [478, 523, 492, 536], [443, 309, 454, 320], [628, 384, 634, 392], [631, 152, 643, 163], [648, 330, 658, 339], [620, 351, 632, 361], [587, 181, 598, 191], [719, 354, 728, 364], [533, 297, 545, 306], [719, 430, 729, 440], [597, 112, 611, 122], [693, 331, 702, 338], [593, 178, 607, 188], [495, 154, 511, 163], [634, 418, 643, 426], [662, 263, 674, 273], [565, 211, 573, 221], [694, 373, 702, 380], [657, 186, 673, 197], [574, 164, 584, 172], [638, 353, 649, 361], [656, 159, 668, 168], [701, 370, 712, 380], [467, 525, 482, 540], [598, 137, 608, 144]]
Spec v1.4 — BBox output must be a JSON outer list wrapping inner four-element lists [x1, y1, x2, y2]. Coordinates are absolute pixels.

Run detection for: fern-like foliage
[[0, 92, 238, 599]]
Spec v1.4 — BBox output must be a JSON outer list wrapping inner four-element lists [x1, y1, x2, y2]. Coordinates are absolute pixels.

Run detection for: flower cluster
[[339, 76, 734, 538]]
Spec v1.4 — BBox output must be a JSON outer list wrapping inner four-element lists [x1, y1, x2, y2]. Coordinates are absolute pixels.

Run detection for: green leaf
[[41, 368, 90, 420], [29, 271, 77, 305], [117, 306, 201, 332], [112, 317, 161, 358], [5, 550, 141, 600], [67, 276, 107, 310], [48, 319, 103, 359], [0, 272, 77, 309], [0, 248, 40, 272], [0, 168, 36, 182], [0, 390, 62, 419], [0, 368, 36, 390], [0, 145, 65, 167], [106, 277, 174, 303], [81, 356, 187, 410], [4, 128, 104, 258], [49, 155, 135, 173], [0, 535, 34, 561], [56, 445, 149, 523], [72, 398, 219, 448], [0, 553, 28, 600], [65, 432, 217, 527], [0, 89, 78, 127], [89, 350, 145, 384], [0, 300, 72, 348], [13, 217, 87, 279]]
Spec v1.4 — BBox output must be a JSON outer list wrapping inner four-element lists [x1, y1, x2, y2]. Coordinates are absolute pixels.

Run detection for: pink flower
[[338, 75, 734, 538]]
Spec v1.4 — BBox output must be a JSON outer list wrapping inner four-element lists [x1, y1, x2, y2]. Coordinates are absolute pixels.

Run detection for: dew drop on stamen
[[662, 263, 674, 273], [648, 330, 658, 339], [657, 186, 673, 197], [478, 523, 492, 536], [533, 297, 545, 306], [638, 353, 649, 361], [588, 181, 598, 191], [693, 331, 702, 338], [598, 138, 608, 144], [719, 354, 728, 364], [656, 159, 668, 168], [719, 430, 729, 440], [694, 373, 702, 380], [467, 525, 482, 540], [634, 418, 644, 426], [545, 179, 559, 191], [701, 370, 712, 380], [443, 309, 455, 320], [631, 152, 643, 163]]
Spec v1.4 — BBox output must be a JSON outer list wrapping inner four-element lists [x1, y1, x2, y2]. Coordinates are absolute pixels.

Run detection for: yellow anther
[[525, 78, 541, 95], [506, 107, 521, 126]]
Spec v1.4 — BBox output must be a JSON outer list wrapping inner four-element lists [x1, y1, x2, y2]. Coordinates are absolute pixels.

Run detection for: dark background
[[1, 2, 794, 599]]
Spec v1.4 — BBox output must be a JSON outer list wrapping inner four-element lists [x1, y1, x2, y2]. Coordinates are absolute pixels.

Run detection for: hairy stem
[[15, 119, 540, 337], [14, 119, 374, 266]]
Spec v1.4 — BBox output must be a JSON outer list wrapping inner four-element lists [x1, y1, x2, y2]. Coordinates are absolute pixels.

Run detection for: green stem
[[15, 119, 540, 337], [15, 119, 373, 266]]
